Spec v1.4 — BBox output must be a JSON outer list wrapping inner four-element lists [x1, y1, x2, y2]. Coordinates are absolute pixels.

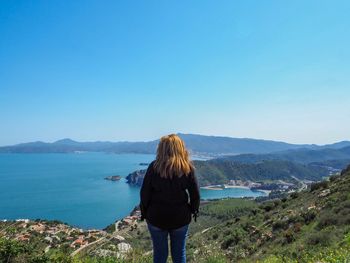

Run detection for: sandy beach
[[200, 185, 224, 190], [201, 184, 251, 190]]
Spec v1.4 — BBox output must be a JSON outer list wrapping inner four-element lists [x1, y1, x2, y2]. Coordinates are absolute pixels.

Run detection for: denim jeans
[[147, 221, 189, 263]]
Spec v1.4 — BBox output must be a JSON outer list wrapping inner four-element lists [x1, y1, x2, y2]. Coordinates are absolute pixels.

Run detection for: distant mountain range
[[1, 133, 349, 155]]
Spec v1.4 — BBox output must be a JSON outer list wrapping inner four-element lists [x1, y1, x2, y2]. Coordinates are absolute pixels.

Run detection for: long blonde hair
[[154, 134, 194, 179]]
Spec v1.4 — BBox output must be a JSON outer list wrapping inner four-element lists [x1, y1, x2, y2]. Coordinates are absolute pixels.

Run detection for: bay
[[0, 153, 265, 229]]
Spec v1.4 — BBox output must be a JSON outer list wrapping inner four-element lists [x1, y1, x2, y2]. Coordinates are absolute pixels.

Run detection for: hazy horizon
[[1, 132, 349, 148], [1, 1, 349, 146]]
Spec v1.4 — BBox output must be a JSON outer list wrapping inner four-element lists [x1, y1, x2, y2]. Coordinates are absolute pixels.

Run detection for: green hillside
[[194, 159, 329, 186], [186, 165, 350, 262]]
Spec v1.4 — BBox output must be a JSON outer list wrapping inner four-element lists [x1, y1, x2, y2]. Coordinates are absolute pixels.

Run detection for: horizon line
[[1, 132, 349, 148]]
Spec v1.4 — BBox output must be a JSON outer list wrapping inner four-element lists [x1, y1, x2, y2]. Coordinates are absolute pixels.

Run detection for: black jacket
[[139, 160, 200, 230]]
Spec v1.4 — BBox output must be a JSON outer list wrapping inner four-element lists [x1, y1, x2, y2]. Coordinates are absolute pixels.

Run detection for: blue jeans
[[147, 222, 189, 263]]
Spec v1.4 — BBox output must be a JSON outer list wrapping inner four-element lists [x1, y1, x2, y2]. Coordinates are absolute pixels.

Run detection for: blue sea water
[[0, 153, 265, 229]]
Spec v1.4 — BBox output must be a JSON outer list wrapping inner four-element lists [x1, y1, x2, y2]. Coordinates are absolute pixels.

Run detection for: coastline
[[200, 184, 271, 195], [200, 184, 250, 190]]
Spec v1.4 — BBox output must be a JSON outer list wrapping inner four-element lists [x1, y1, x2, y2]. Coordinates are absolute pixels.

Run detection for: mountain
[[219, 146, 350, 166], [177, 133, 315, 154], [0, 133, 349, 155], [0, 139, 158, 154]]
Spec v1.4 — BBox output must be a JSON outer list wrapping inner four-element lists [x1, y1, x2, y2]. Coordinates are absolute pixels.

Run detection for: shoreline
[[200, 184, 250, 190], [200, 184, 271, 195]]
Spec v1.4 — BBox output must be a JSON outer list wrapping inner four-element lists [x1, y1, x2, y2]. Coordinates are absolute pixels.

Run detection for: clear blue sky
[[1, 0, 349, 146]]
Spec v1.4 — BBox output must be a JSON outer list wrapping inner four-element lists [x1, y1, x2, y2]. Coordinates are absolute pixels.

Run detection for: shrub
[[204, 254, 229, 263], [262, 202, 275, 212], [339, 211, 350, 225], [317, 212, 339, 229], [310, 181, 329, 192], [329, 174, 339, 182], [307, 231, 335, 246], [290, 192, 299, 199], [272, 220, 288, 231], [283, 229, 295, 244], [293, 222, 302, 232], [342, 200, 350, 209], [0, 238, 26, 262], [273, 200, 281, 207], [288, 215, 304, 224], [221, 237, 235, 249]]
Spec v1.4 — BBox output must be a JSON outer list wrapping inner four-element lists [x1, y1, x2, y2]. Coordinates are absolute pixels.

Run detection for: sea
[[0, 153, 266, 229]]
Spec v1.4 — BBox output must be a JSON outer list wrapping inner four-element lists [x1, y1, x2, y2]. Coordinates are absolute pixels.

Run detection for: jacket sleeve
[[188, 170, 200, 221], [139, 163, 153, 221]]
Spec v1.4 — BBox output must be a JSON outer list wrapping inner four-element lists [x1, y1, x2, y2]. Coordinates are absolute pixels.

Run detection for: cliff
[[125, 169, 146, 186]]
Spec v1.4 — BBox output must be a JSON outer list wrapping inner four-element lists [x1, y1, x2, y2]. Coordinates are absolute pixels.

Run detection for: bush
[[317, 212, 339, 229], [288, 215, 304, 224], [339, 211, 350, 225], [283, 229, 295, 244], [307, 231, 335, 246], [0, 238, 26, 262], [262, 201, 275, 212], [221, 237, 235, 249], [290, 192, 299, 199], [204, 254, 229, 263], [273, 200, 281, 207], [329, 174, 339, 182], [220, 229, 245, 249], [272, 220, 288, 231], [310, 181, 329, 192], [301, 210, 317, 224]]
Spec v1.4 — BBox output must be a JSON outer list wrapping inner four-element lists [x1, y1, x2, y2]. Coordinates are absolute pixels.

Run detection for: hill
[[126, 165, 350, 262], [194, 159, 329, 186], [126, 159, 330, 187], [184, 165, 350, 262], [0, 133, 349, 155], [219, 146, 350, 166]]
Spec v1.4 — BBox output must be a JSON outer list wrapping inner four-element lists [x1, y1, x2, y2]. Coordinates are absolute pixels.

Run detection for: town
[[0, 209, 143, 259]]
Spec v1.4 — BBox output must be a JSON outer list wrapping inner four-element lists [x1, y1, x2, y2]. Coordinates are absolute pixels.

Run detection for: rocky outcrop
[[104, 175, 122, 181], [126, 170, 146, 186]]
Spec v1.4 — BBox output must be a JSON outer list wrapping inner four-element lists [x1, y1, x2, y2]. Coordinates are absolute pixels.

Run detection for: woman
[[140, 134, 200, 263]]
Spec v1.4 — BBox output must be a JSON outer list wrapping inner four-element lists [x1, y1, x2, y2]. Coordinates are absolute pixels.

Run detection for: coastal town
[[0, 209, 143, 259], [200, 179, 301, 193]]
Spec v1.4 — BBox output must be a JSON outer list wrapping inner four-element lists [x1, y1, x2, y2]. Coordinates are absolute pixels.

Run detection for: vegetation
[[2, 166, 350, 262], [194, 159, 329, 186], [220, 146, 350, 165], [186, 165, 350, 262]]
